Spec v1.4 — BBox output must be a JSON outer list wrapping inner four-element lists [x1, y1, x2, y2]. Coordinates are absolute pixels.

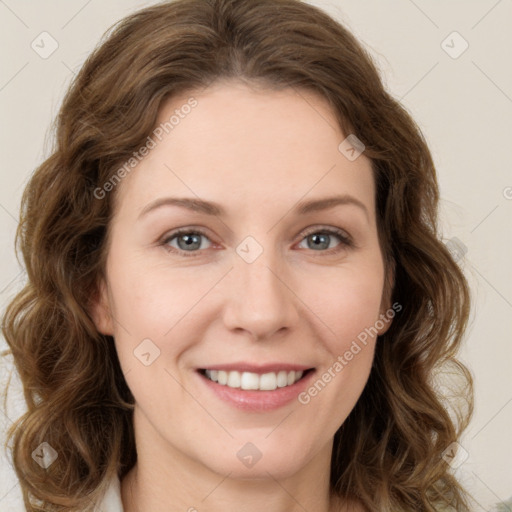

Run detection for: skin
[[92, 79, 393, 512]]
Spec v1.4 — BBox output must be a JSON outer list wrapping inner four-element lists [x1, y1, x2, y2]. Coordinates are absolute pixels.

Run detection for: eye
[[160, 226, 353, 257], [297, 227, 353, 253], [162, 228, 213, 256]]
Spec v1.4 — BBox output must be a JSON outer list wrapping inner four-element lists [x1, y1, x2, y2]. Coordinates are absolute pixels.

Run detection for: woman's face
[[93, 80, 392, 480]]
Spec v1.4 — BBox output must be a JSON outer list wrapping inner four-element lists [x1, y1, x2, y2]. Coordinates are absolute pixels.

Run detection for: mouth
[[198, 368, 313, 391], [195, 363, 316, 411]]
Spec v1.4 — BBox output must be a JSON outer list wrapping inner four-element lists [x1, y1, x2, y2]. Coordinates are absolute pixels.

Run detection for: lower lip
[[197, 370, 315, 412]]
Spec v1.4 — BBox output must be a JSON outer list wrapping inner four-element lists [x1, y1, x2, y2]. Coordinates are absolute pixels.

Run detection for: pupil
[[181, 234, 200, 249], [311, 233, 328, 250]]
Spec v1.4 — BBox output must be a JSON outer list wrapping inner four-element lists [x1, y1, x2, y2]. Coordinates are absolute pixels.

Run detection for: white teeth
[[240, 371, 260, 390], [276, 371, 288, 388], [227, 371, 241, 388], [260, 372, 277, 391], [204, 369, 305, 390]]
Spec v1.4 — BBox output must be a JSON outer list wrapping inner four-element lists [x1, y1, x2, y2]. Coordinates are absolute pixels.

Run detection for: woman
[[1, 0, 475, 510]]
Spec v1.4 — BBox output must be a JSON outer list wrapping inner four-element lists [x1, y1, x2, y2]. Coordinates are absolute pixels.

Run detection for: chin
[[195, 443, 315, 481]]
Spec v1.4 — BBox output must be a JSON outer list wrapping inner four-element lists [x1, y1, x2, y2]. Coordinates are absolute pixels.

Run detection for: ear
[[377, 259, 396, 336], [90, 277, 114, 336]]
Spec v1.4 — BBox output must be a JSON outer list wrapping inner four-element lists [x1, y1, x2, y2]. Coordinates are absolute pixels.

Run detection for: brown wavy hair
[[1, 0, 474, 510]]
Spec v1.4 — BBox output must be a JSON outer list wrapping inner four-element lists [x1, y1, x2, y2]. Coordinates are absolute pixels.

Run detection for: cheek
[[105, 253, 227, 386], [297, 273, 383, 417], [107, 253, 209, 338], [303, 262, 385, 354]]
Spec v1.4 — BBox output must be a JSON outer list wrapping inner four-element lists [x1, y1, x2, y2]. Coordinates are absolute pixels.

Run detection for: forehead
[[113, 80, 375, 221]]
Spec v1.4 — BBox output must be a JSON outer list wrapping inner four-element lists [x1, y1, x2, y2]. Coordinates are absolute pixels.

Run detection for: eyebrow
[[138, 194, 369, 221]]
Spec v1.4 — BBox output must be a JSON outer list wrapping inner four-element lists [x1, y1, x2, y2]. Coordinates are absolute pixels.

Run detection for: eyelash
[[160, 226, 354, 258]]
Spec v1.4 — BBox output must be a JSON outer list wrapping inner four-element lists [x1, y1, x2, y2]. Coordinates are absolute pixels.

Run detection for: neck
[[120, 408, 362, 512], [122, 466, 348, 512]]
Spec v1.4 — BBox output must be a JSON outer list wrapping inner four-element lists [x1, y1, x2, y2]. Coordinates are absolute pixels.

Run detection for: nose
[[221, 250, 300, 341]]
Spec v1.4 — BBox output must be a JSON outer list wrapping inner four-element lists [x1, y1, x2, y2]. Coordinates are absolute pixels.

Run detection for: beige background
[[1, 0, 511, 510]]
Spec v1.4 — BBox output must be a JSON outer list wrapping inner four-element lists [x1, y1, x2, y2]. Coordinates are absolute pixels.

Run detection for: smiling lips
[[204, 369, 305, 391], [198, 364, 315, 411]]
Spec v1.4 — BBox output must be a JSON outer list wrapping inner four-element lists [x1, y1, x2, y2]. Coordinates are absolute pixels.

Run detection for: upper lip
[[199, 363, 314, 374]]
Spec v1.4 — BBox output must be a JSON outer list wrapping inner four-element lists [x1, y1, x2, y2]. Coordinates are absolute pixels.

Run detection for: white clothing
[[95, 474, 124, 511]]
